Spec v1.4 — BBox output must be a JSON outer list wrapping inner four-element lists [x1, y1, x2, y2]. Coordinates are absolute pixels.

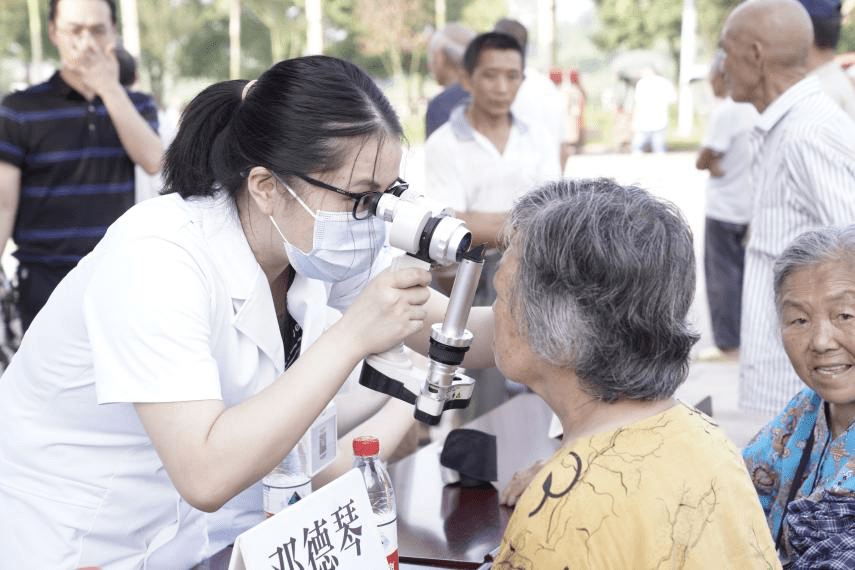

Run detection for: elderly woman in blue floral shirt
[[743, 225, 855, 569]]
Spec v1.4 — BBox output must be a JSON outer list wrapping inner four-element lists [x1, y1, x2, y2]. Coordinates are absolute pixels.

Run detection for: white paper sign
[[228, 468, 386, 570]]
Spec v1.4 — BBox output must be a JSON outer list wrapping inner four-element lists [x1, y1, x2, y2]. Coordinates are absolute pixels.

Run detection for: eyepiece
[[429, 217, 471, 266], [456, 233, 472, 262]]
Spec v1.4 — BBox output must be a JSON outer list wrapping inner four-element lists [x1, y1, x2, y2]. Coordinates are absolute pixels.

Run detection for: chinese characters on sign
[[268, 499, 364, 570], [228, 468, 387, 570]]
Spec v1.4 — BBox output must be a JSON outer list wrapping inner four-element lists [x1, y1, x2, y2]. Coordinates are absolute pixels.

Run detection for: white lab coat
[[0, 191, 390, 569]]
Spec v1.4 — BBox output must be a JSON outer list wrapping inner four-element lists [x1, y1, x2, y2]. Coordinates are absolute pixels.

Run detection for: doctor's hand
[[340, 266, 432, 356]]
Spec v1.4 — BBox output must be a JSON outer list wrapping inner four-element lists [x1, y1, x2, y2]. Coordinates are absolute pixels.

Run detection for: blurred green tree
[[0, 0, 30, 58], [1, 0, 55, 87], [840, 17, 855, 52], [592, 0, 740, 72]]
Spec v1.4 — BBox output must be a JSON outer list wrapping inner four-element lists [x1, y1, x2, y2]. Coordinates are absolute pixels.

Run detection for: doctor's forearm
[[405, 290, 495, 370], [136, 322, 364, 512], [313, 397, 415, 489]]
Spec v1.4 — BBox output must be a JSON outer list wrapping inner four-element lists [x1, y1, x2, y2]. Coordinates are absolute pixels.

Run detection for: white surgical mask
[[269, 180, 387, 285]]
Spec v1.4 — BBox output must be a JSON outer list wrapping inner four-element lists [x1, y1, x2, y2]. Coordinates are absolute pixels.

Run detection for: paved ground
[[404, 148, 772, 448]]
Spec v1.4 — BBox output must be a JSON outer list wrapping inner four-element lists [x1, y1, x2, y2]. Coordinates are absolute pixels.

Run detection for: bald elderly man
[[720, 0, 855, 417]]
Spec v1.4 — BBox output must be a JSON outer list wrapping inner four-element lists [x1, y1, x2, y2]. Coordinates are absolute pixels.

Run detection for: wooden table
[[194, 393, 559, 569], [391, 393, 559, 568]]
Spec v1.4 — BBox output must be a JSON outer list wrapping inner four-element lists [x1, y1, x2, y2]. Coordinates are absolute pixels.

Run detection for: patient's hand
[[499, 459, 548, 507]]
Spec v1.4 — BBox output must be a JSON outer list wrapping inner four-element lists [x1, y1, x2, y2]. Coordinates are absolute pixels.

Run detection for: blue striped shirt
[[0, 72, 159, 266], [739, 75, 855, 414]]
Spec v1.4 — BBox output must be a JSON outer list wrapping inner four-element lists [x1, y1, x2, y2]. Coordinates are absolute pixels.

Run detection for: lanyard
[[774, 402, 832, 551], [775, 424, 815, 550]]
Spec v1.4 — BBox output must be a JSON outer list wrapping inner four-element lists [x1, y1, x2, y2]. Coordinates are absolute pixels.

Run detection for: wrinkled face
[[463, 48, 524, 120], [492, 239, 538, 385], [720, 18, 760, 106], [780, 261, 855, 407], [49, 0, 117, 70]]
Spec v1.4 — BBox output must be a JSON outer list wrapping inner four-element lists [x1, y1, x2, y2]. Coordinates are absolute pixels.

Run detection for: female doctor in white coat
[[0, 55, 495, 569]]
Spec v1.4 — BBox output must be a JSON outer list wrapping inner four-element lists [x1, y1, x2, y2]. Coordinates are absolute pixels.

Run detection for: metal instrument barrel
[[441, 256, 483, 338]]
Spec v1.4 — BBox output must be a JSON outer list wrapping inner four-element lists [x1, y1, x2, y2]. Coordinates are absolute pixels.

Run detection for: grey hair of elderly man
[[428, 23, 476, 87], [502, 178, 699, 403], [773, 225, 855, 312]]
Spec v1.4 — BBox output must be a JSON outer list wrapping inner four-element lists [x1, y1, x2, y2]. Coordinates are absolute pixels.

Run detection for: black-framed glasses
[[297, 174, 409, 220]]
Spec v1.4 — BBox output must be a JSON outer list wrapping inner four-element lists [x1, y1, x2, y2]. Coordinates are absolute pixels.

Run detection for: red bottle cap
[[352, 435, 380, 456]]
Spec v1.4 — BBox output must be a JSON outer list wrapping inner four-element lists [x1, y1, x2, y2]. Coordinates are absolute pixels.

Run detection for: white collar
[[448, 104, 529, 142], [755, 74, 822, 135], [190, 191, 286, 371]]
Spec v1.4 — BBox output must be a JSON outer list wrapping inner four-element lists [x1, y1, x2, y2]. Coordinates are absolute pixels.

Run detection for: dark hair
[[50, 0, 117, 23], [462, 32, 524, 75], [115, 44, 137, 87], [811, 15, 842, 49], [162, 55, 403, 198], [504, 178, 699, 402]]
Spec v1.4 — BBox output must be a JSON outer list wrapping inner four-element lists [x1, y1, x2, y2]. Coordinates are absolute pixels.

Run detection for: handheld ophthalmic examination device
[[358, 186, 485, 425]]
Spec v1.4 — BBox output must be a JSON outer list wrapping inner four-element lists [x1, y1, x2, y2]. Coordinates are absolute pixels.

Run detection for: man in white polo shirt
[[694, 50, 758, 362], [425, 31, 561, 417]]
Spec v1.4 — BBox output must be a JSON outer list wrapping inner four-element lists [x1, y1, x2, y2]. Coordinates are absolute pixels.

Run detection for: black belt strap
[[775, 423, 817, 550]]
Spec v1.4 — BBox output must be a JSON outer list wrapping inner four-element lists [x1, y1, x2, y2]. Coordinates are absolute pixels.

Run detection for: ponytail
[[162, 79, 249, 198], [162, 56, 404, 200]]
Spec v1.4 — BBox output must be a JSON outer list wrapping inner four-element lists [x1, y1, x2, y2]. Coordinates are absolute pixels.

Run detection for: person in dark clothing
[[425, 22, 475, 139], [0, 0, 162, 330]]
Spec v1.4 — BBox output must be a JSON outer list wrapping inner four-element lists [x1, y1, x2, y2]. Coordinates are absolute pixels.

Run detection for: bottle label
[[264, 490, 305, 518], [263, 479, 312, 517], [386, 548, 399, 570]]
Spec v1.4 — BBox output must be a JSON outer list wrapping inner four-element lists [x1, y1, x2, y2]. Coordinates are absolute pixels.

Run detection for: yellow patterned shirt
[[494, 402, 781, 569]]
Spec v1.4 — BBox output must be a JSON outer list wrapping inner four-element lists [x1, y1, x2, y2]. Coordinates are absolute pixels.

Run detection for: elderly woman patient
[[491, 178, 779, 569], [743, 226, 855, 568]]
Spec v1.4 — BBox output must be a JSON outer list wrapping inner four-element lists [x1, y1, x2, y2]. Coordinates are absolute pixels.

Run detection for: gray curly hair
[[502, 178, 700, 402]]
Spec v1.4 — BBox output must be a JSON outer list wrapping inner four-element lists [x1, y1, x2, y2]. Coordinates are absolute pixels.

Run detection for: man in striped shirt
[[0, 0, 162, 330], [721, 0, 855, 415]]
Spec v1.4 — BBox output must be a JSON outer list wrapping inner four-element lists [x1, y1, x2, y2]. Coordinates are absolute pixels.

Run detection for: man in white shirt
[[425, 32, 561, 256], [425, 31, 561, 417], [493, 18, 564, 171], [695, 50, 759, 362], [799, 0, 855, 119], [721, 0, 855, 415], [425, 22, 476, 139]]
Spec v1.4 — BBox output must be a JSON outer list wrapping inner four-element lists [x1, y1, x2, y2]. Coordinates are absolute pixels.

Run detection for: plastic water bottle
[[352, 436, 398, 570], [263, 439, 312, 517]]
